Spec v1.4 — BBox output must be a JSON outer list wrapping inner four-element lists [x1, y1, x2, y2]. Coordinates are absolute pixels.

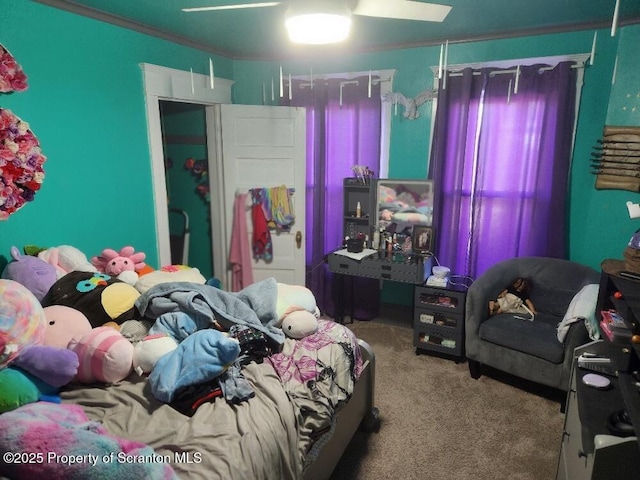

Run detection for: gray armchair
[[465, 256, 599, 392]]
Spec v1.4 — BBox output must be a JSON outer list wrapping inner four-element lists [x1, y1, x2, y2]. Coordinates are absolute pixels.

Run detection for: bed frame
[[303, 339, 379, 480]]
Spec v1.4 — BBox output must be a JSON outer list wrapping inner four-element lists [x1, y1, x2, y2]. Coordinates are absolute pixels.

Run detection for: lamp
[[285, 0, 352, 45]]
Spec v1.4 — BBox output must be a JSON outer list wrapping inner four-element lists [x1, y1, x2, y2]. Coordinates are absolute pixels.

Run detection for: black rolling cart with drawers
[[413, 282, 470, 362]]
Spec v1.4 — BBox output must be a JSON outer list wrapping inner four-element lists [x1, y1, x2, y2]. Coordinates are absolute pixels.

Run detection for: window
[[283, 70, 394, 313], [429, 55, 587, 278]]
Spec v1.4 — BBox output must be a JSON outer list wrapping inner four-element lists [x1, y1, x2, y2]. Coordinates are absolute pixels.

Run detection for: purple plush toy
[[2, 246, 57, 302], [12, 345, 79, 387]]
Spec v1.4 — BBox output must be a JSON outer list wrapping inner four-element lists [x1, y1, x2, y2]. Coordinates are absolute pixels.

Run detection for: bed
[[0, 273, 378, 480]]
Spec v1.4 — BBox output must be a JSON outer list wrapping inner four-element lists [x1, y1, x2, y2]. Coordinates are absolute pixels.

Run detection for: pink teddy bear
[[91, 247, 146, 285]]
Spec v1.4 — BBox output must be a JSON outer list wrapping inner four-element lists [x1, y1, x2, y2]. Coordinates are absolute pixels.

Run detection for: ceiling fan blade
[[182, 2, 281, 13], [353, 0, 451, 22]]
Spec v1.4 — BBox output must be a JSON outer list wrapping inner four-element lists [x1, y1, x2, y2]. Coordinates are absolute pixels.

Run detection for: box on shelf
[[600, 309, 632, 342], [416, 332, 457, 349]]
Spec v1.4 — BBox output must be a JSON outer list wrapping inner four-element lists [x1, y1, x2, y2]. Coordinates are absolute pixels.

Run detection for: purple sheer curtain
[[283, 77, 381, 317], [430, 62, 577, 279]]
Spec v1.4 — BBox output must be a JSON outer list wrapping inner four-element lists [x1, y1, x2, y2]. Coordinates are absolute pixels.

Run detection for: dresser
[[556, 269, 640, 480]]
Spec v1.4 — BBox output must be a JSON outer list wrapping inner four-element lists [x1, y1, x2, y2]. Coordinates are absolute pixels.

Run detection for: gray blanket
[[135, 278, 285, 345], [62, 362, 302, 480], [59, 320, 363, 480]]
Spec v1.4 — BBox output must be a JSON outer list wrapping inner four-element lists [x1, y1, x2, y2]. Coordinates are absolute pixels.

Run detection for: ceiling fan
[[182, 0, 452, 45]]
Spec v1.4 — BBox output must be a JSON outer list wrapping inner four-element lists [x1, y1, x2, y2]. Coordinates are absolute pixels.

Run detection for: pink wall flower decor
[[184, 157, 210, 202], [0, 44, 28, 93], [0, 109, 46, 220]]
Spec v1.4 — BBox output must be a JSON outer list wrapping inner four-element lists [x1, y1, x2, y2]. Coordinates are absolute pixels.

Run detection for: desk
[[327, 249, 433, 323]]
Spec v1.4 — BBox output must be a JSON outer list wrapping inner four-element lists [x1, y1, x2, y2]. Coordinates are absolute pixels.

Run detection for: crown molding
[[32, 0, 640, 61]]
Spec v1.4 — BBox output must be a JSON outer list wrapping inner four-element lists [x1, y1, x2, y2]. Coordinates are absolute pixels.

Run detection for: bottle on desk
[[402, 236, 413, 253], [377, 229, 386, 251]]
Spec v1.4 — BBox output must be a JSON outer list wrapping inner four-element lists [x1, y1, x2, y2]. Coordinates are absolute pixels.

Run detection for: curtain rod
[[295, 78, 389, 89], [285, 69, 395, 86], [431, 53, 590, 76], [447, 63, 584, 78], [289, 69, 395, 81]]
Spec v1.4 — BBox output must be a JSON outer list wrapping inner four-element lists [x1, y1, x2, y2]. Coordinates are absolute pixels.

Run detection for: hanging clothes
[[251, 189, 273, 262], [267, 185, 295, 230], [229, 193, 254, 292]]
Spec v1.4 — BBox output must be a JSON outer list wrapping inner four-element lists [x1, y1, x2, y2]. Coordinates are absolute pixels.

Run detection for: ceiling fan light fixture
[[285, 2, 352, 45]]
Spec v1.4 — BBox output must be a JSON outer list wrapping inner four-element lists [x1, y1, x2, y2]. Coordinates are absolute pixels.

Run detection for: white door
[[207, 104, 306, 289]]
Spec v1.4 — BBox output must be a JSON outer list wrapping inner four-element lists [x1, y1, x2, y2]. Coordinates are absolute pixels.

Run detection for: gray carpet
[[329, 317, 565, 480]]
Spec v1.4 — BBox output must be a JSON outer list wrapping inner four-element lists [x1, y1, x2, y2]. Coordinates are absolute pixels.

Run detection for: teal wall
[[2, 1, 639, 283], [573, 24, 640, 271], [607, 25, 640, 125], [0, 1, 231, 269], [568, 26, 640, 270]]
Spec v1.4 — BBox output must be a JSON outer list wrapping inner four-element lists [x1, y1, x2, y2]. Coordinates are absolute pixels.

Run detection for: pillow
[[134, 265, 206, 294], [276, 283, 318, 323], [377, 185, 397, 203], [391, 212, 431, 225], [1, 246, 58, 302], [0, 368, 41, 413], [42, 271, 140, 328], [0, 279, 46, 369], [68, 326, 134, 384], [42, 305, 92, 349], [557, 284, 600, 343]]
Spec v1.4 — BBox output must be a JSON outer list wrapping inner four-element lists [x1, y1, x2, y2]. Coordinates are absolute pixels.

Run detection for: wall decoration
[[0, 109, 46, 220], [382, 88, 437, 119], [0, 44, 28, 93], [592, 125, 640, 192], [183, 157, 210, 202]]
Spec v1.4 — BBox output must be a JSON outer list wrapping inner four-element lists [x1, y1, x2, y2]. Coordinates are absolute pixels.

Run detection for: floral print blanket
[[267, 319, 364, 461]]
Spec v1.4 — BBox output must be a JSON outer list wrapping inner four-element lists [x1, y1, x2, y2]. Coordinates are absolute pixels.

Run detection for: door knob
[[296, 231, 302, 249]]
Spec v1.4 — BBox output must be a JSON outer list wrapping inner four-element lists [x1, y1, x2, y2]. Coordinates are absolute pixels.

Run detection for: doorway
[[140, 63, 233, 279], [142, 64, 306, 289], [159, 101, 213, 279]]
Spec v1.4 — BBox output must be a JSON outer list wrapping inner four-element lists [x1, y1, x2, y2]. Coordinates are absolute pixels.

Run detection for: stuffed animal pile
[[0, 243, 323, 414], [0, 244, 154, 413], [0, 279, 78, 413]]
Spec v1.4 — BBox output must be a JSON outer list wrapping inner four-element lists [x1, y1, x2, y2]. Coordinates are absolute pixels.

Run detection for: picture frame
[[412, 225, 434, 254]]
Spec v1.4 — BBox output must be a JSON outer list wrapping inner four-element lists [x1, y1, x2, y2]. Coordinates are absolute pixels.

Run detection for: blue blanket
[[135, 278, 285, 345], [149, 327, 241, 402]]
